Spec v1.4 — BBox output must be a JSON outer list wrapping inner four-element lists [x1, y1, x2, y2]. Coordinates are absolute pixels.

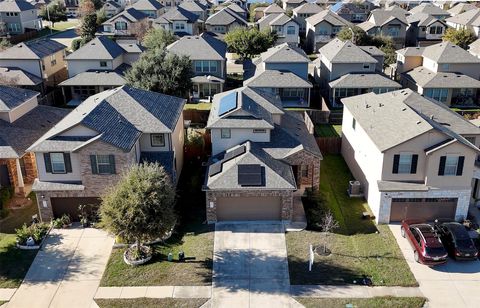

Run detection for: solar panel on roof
[[208, 162, 222, 177], [218, 91, 237, 116], [238, 164, 262, 186], [223, 145, 246, 161]]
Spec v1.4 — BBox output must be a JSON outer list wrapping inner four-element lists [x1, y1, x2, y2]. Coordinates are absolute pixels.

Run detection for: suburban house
[[292, 3, 323, 34], [252, 5, 267, 22], [314, 38, 401, 106], [129, 0, 164, 18], [305, 10, 351, 53], [281, 0, 306, 11], [154, 6, 200, 35], [329, 0, 374, 23], [447, 2, 477, 16], [263, 3, 285, 17], [29, 85, 186, 221], [0, 66, 44, 93], [63, 0, 79, 17], [341, 88, 480, 223], [408, 3, 451, 20], [395, 42, 480, 107], [205, 6, 247, 37], [257, 13, 300, 45], [445, 8, 480, 37], [102, 1, 122, 18], [243, 43, 312, 107], [203, 86, 322, 222], [0, 39, 67, 87], [212, 2, 247, 19], [166, 33, 227, 100], [359, 8, 409, 48], [102, 7, 148, 36], [59, 36, 144, 105], [406, 12, 448, 47], [0, 0, 42, 35], [178, 0, 209, 22], [0, 86, 69, 196]]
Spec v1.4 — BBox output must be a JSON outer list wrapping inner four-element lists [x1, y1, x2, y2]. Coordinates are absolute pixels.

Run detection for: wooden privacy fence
[[316, 137, 342, 154], [183, 109, 210, 125]]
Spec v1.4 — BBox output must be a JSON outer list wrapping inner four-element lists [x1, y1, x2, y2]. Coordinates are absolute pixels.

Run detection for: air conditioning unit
[[348, 180, 362, 197]]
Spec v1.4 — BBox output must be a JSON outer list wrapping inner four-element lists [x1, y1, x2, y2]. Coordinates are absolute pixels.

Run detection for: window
[[194, 60, 218, 73], [424, 88, 448, 103], [439, 155, 464, 176], [301, 164, 309, 177], [100, 61, 107, 67], [90, 155, 115, 174], [398, 154, 413, 174], [7, 23, 20, 33], [444, 156, 459, 176], [332, 26, 341, 33], [429, 26, 443, 35], [352, 118, 356, 130], [50, 54, 56, 66], [174, 22, 185, 30], [386, 25, 400, 37], [50, 153, 66, 174], [363, 63, 370, 70], [282, 88, 304, 98], [115, 21, 127, 30], [287, 25, 295, 35], [150, 134, 165, 147], [253, 129, 266, 133], [220, 128, 231, 139]]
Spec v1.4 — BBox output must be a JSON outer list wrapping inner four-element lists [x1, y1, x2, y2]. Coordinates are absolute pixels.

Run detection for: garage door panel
[[216, 196, 282, 221], [390, 198, 457, 222], [51, 197, 100, 221]]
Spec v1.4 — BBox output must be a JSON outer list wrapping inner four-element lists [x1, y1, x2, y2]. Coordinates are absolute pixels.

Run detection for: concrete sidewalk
[[94, 286, 212, 299], [0, 289, 16, 301], [290, 285, 423, 298]]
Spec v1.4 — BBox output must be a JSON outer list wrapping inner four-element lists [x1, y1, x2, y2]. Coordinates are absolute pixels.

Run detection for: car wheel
[[401, 226, 405, 238], [414, 251, 419, 263]]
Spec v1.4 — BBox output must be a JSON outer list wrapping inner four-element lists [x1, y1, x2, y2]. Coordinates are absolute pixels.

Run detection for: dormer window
[[151, 134, 165, 147], [100, 61, 107, 67]]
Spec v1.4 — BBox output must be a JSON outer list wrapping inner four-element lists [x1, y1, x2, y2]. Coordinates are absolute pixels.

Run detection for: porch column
[[15, 158, 24, 193]]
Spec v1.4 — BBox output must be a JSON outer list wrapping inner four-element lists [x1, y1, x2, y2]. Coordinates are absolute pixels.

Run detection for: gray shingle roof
[[117, 40, 145, 53], [264, 3, 285, 14], [206, 6, 247, 26], [0, 0, 35, 12], [160, 6, 199, 22], [66, 36, 124, 60], [0, 39, 65, 60], [329, 73, 401, 88], [58, 70, 127, 87], [32, 179, 85, 192], [105, 7, 148, 23], [270, 13, 296, 26], [422, 41, 480, 64], [257, 13, 281, 30], [293, 2, 322, 14], [214, 2, 246, 15], [130, 0, 163, 11], [319, 38, 377, 64], [0, 67, 42, 86], [166, 33, 226, 60], [407, 12, 446, 27], [305, 9, 350, 26], [448, 3, 476, 16], [402, 67, 480, 88], [258, 43, 309, 64], [179, 0, 207, 13], [469, 38, 480, 56], [396, 46, 424, 57], [408, 3, 450, 17], [244, 70, 313, 88], [445, 8, 480, 26], [366, 8, 408, 26], [0, 85, 39, 111], [359, 45, 385, 57]]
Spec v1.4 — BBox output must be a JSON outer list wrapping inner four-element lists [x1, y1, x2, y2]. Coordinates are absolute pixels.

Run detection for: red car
[[401, 220, 448, 266]]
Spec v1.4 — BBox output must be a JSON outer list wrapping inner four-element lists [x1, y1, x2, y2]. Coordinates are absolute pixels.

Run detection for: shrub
[[15, 223, 50, 245]]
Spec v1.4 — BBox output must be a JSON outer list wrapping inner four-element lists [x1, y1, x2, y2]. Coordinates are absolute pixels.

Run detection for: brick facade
[[23, 152, 37, 184], [283, 150, 321, 189], [205, 189, 294, 223]]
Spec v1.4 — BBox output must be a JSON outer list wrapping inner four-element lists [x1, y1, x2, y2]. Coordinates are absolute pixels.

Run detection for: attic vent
[[402, 107, 406, 111], [416, 121, 421, 124], [91, 43, 96, 45]]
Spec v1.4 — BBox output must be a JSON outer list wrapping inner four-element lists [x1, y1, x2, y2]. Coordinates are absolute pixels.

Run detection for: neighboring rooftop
[[244, 70, 312, 88], [166, 33, 227, 60], [0, 67, 42, 86], [257, 43, 309, 64], [0, 39, 65, 60], [206, 6, 247, 26], [445, 8, 480, 26], [0, 0, 35, 12], [402, 67, 480, 88], [130, 0, 163, 11], [264, 3, 285, 14], [305, 9, 350, 26], [359, 7, 408, 30], [66, 36, 125, 60], [319, 38, 377, 64], [0, 85, 39, 112], [292, 2, 322, 14], [447, 2, 476, 16], [422, 41, 480, 64], [160, 6, 199, 22], [105, 7, 147, 23], [407, 12, 446, 27], [408, 3, 450, 17], [329, 73, 402, 89]]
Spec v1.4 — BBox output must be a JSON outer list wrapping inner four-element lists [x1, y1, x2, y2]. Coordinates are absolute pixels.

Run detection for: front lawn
[[0, 233, 38, 288], [0, 193, 38, 234], [100, 160, 213, 286], [286, 155, 417, 286], [95, 298, 208, 308], [295, 297, 426, 308]]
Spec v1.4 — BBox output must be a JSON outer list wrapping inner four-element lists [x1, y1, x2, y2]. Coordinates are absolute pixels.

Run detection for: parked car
[[433, 221, 478, 261], [401, 220, 448, 265]]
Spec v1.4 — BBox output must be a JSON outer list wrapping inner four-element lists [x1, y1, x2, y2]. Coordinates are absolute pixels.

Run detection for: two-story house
[[167, 33, 227, 100], [257, 13, 300, 45], [292, 3, 322, 35], [395, 42, 480, 107], [203, 86, 322, 222], [359, 8, 409, 48], [205, 6, 247, 37], [314, 38, 401, 106], [408, 3, 451, 20], [102, 7, 148, 36], [305, 10, 351, 53], [103, 1, 122, 18], [341, 88, 480, 223], [0, 39, 67, 87], [129, 0, 164, 18], [445, 8, 480, 37], [243, 43, 312, 107], [59, 36, 144, 105], [0, 0, 42, 35], [330, 1, 374, 23], [263, 3, 285, 17], [406, 12, 448, 47], [212, 2, 247, 20], [178, 0, 209, 23], [154, 6, 200, 35], [29, 85, 186, 221], [0, 85, 69, 196]]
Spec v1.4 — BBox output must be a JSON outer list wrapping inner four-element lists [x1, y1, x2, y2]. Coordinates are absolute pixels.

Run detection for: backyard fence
[[183, 109, 209, 125], [316, 137, 342, 154]]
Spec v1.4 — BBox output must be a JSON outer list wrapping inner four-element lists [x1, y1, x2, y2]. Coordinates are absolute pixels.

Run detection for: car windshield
[[456, 239, 473, 249], [425, 247, 446, 255]]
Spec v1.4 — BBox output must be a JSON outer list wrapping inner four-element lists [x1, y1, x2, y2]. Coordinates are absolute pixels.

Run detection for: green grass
[[51, 21, 78, 31], [286, 155, 417, 286], [314, 124, 342, 138], [95, 298, 208, 308], [184, 102, 211, 110], [100, 160, 213, 287], [0, 193, 38, 234], [295, 297, 426, 308], [0, 233, 38, 288]]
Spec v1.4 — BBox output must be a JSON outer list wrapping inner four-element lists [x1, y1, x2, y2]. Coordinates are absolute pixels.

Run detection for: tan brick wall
[[283, 150, 321, 189], [23, 152, 37, 184]]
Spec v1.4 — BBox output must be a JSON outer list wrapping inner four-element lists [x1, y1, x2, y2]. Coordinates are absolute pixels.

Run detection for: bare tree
[[319, 211, 339, 254], [130, 20, 152, 42]]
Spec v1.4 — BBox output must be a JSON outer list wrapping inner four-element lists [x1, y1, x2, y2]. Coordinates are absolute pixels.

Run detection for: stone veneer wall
[[36, 140, 137, 221], [23, 152, 37, 184], [377, 188, 472, 224], [282, 150, 321, 189], [205, 190, 294, 223]]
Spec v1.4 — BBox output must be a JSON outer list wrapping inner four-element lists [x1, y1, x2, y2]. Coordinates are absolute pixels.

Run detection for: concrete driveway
[[212, 222, 299, 308], [390, 224, 480, 308], [6, 226, 113, 308]]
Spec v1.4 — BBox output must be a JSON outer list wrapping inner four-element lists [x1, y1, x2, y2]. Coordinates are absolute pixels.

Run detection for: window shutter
[[438, 156, 446, 176], [90, 155, 98, 174], [392, 154, 400, 174], [44, 153, 52, 173], [410, 154, 418, 174], [109, 155, 116, 174], [456, 156, 465, 176], [64, 153, 72, 173]]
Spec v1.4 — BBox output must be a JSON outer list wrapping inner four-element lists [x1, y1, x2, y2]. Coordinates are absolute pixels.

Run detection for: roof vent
[[416, 121, 422, 124], [379, 103, 384, 107], [366, 104, 370, 108], [402, 107, 406, 111], [430, 115, 434, 120]]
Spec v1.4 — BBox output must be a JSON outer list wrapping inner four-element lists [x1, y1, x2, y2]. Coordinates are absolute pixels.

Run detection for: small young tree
[[96, 8, 107, 25], [125, 48, 193, 97], [39, 1, 67, 28], [78, 13, 97, 42], [319, 211, 339, 254], [99, 162, 176, 262], [224, 27, 278, 59], [337, 26, 369, 46], [142, 28, 176, 50], [442, 28, 476, 49], [0, 38, 12, 51]]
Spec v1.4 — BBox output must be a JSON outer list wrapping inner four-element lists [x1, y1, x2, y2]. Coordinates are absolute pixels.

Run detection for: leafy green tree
[[39, 1, 67, 28], [337, 26, 369, 45], [224, 27, 278, 59], [0, 38, 12, 51], [442, 28, 476, 49], [99, 162, 176, 259], [125, 48, 193, 97], [142, 28, 176, 50], [370, 36, 396, 66], [96, 8, 107, 26], [79, 13, 97, 42], [249, 2, 268, 22]]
